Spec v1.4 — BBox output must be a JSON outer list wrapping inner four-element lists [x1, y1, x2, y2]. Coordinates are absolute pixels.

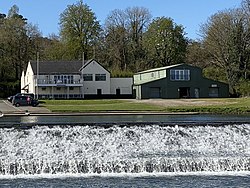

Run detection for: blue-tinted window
[[170, 69, 190, 81]]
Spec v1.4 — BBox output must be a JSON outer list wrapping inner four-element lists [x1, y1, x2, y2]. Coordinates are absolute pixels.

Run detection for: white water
[[0, 124, 250, 177]]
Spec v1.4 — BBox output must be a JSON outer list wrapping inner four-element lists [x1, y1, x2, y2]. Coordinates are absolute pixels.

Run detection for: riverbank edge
[[1, 111, 200, 117], [1, 98, 250, 116]]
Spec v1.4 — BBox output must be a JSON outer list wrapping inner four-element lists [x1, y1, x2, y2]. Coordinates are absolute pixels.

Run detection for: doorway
[[194, 88, 200, 98], [149, 87, 161, 98], [178, 87, 190, 98], [209, 87, 219, 97], [97, 89, 102, 96], [116, 88, 121, 96]]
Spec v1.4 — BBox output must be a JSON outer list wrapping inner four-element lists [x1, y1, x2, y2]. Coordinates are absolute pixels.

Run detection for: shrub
[[235, 79, 250, 97]]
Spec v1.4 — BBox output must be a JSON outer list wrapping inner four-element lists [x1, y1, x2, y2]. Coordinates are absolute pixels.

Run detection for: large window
[[83, 74, 93, 81], [95, 74, 106, 81], [54, 75, 74, 84], [170, 69, 190, 81]]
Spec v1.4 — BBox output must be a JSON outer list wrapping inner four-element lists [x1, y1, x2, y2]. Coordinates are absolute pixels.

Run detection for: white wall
[[134, 69, 166, 85], [110, 78, 133, 94], [82, 60, 111, 94], [20, 71, 25, 92], [23, 61, 36, 94], [22, 60, 132, 98]]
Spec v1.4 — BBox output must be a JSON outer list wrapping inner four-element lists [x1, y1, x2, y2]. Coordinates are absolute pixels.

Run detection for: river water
[[0, 114, 249, 187]]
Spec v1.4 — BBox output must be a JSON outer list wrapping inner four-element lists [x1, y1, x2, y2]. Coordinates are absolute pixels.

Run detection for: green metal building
[[133, 64, 229, 99]]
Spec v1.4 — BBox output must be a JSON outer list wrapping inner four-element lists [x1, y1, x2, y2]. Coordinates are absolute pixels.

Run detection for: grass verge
[[41, 98, 250, 114], [166, 98, 250, 114], [41, 99, 165, 112]]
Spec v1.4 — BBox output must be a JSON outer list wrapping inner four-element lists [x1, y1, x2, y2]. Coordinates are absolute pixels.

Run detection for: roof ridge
[[135, 63, 184, 74]]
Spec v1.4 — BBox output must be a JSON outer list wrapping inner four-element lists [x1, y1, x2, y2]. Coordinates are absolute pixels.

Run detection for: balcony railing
[[37, 79, 82, 85], [39, 94, 83, 99]]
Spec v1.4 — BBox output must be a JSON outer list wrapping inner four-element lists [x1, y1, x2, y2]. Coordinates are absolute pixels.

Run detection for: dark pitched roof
[[30, 60, 86, 74]]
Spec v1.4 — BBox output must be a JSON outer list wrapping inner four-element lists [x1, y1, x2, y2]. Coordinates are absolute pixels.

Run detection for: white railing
[[39, 94, 83, 99], [37, 79, 82, 85]]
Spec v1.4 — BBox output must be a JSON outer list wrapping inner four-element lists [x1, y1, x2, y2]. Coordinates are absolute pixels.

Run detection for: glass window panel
[[170, 69, 190, 81], [83, 74, 93, 81], [95, 74, 106, 81]]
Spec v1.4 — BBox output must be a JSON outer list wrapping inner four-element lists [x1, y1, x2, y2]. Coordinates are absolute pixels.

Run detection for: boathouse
[[133, 64, 229, 99]]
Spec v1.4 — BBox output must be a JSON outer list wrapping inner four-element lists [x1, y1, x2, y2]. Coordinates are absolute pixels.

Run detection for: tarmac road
[[0, 100, 50, 114]]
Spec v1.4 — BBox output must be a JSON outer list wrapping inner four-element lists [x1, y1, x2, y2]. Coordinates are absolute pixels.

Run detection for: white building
[[21, 59, 133, 99]]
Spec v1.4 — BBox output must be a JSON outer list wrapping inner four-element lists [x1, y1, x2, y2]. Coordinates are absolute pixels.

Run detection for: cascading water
[[0, 124, 250, 176]]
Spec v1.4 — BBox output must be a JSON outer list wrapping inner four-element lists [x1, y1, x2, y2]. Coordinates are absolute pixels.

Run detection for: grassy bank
[[166, 98, 250, 114], [41, 99, 165, 112], [41, 98, 250, 114]]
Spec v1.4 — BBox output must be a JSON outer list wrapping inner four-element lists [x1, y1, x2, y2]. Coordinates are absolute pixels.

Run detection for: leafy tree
[[201, 9, 250, 95], [59, 0, 101, 60], [41, 35, 70, 61], [0, 5, 42, 96], [143, 17, 188, 68], [1, 6, 27, 81]]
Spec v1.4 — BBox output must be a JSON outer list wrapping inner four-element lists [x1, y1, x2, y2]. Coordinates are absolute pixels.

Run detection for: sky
[[0, 0, 243, 40]]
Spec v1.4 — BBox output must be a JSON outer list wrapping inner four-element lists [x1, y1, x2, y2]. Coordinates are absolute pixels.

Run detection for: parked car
[[7, 95, 14, 102], [12, 95, 39, 107], [8, 93, 35, 103], [16, 93, 35, 98]]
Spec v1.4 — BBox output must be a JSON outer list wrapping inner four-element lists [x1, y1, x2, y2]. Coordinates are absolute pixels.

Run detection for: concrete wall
[[110, 78, 133, 95]]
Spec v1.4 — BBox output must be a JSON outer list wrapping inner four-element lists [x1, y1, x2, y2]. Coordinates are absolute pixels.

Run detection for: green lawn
[[41, 99, 165, 112], [41, 98, 250, 114], [167, 98, 250, 114]]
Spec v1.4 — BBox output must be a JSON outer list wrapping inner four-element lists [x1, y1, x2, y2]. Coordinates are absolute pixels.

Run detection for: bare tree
[[201, 8, 250, 94], [104, 7, 151, 72]]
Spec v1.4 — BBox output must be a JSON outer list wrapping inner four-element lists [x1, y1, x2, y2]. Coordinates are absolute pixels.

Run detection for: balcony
[[36, 79, 83, 86]]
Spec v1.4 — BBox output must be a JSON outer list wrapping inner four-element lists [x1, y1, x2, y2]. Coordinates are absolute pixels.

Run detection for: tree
[[104, 7, 151, 72], [104, 9, 130, 71], [185, 40, 211, 68], [0, 5, 42, 96], [240, 0, 250, 80], [59, 0, 101, 60], [125, 7, 152, 71], [201, 8, 250, 95], [143, 17, 187, 68]]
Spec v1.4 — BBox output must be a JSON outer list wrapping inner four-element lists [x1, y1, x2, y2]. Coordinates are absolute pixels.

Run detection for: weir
[[0, 123, 250, 176]]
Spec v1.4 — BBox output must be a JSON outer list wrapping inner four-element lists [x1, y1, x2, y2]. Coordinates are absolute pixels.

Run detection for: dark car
[[8, 93, 35, 103], [16, 93, 35, 98], [7, 95, 14, 102], [12, 95, 39, 107]]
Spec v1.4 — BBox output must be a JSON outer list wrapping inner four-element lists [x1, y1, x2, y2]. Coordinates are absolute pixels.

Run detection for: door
[[209, 87, 219, 97], [179, 87, 190, 98], [97, 89, 102, 96], [116, 88, 121, 96], [149, 87, 161, 98], [194, 88, 200, 98]]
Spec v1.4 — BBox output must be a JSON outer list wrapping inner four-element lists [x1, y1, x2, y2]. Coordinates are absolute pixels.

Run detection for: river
[[0, 114, 249, 187]]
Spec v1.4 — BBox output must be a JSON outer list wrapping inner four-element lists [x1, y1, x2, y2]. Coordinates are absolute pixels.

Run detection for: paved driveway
[[0, 100, 50, 114]]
